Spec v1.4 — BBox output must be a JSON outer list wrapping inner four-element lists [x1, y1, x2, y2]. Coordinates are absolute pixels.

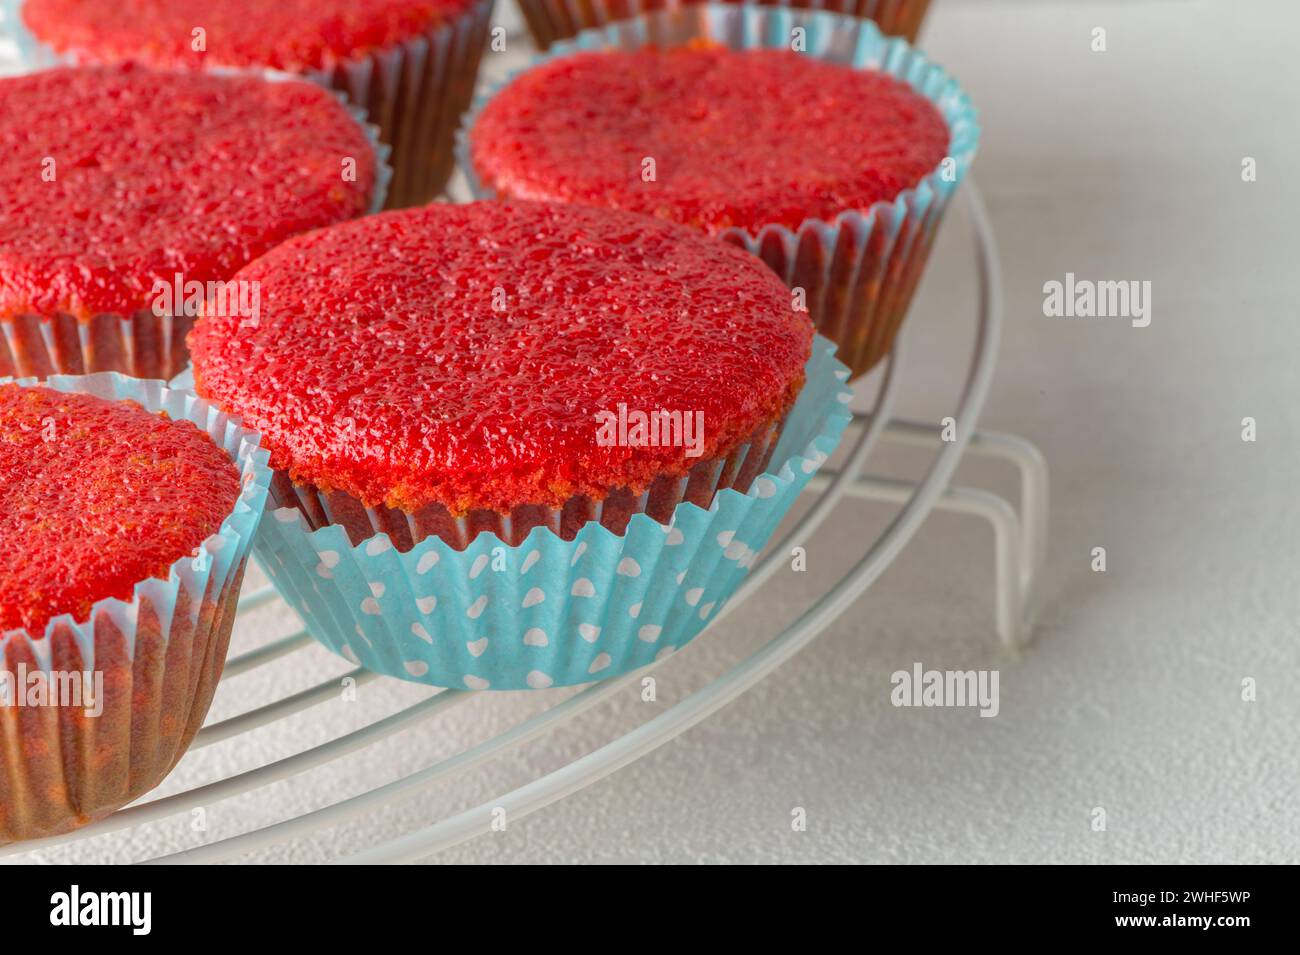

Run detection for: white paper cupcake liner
[[0, 45, 391, 380], [0, 0, 490, 209], [516, 0, 932, 49], [303, 0, 494, 206], [458, 3, 979, 379], [0, 372, 272, 842]]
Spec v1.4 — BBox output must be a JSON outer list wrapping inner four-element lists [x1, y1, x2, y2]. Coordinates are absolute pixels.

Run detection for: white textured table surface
[[5, 0, 1297, 865]]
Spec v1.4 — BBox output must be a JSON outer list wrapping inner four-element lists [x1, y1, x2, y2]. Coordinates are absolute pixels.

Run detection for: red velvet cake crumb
[[0, 65, 376, 322], [470, 46, 952, 235], [0, 385, 241, 634], [23, 0, 475, 72], [189, 201, 812, 516]]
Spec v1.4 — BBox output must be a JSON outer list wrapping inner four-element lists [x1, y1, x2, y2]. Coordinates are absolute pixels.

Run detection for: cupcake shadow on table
[[460, 3, 979, 380], [0, 374, 271, 842]]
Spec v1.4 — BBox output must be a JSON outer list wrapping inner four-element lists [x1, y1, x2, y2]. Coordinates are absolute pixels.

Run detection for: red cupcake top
[[0, 385, 241, 635], [23, 0, 475, 72], [0, 65, 376, 322], [470, 46, 951, 235], [189, 201, 812, 515]]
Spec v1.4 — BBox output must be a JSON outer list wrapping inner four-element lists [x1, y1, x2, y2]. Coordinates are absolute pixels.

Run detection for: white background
[[4, 0, 1298, 864]]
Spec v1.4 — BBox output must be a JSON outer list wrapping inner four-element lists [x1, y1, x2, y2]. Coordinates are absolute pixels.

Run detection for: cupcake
[[463, 3, 979, 379], [190, 200, 851, 689], [15, 0, 495, 208], [0, 373, 270, 842], [0, 64, 382, 381], [517, 0, 932, 50]]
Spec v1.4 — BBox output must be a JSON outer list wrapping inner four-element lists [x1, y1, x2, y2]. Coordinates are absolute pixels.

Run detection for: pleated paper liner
[[306, 0, 495, 207], [253, 336, 852, 690], [0, 69, 392, 382], [0, 311, 194, 382], [275, 416, 782, 552], [0, 0, 492, 209], [518, 0, 932, 49], [0, 373, 272, 842], [458, 3, 979, 379]]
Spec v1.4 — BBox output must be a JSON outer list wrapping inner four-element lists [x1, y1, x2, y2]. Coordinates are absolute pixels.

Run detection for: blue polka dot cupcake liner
[[0, 372, 271, 841], [251, 336, 852, 690], [457, 1, 979, 379]]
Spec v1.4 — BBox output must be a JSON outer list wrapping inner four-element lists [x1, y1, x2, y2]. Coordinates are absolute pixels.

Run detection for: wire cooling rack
[[0, 8, 1048, 861], [0, 176, 1047, 864]]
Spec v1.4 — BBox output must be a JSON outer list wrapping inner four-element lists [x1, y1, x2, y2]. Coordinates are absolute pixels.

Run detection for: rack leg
[[872, 417, 1049, 592], [805, 420, 1049, 651]]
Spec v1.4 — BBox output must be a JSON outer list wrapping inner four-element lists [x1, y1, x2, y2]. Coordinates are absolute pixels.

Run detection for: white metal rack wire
[[0, 177, 1048, 864]]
